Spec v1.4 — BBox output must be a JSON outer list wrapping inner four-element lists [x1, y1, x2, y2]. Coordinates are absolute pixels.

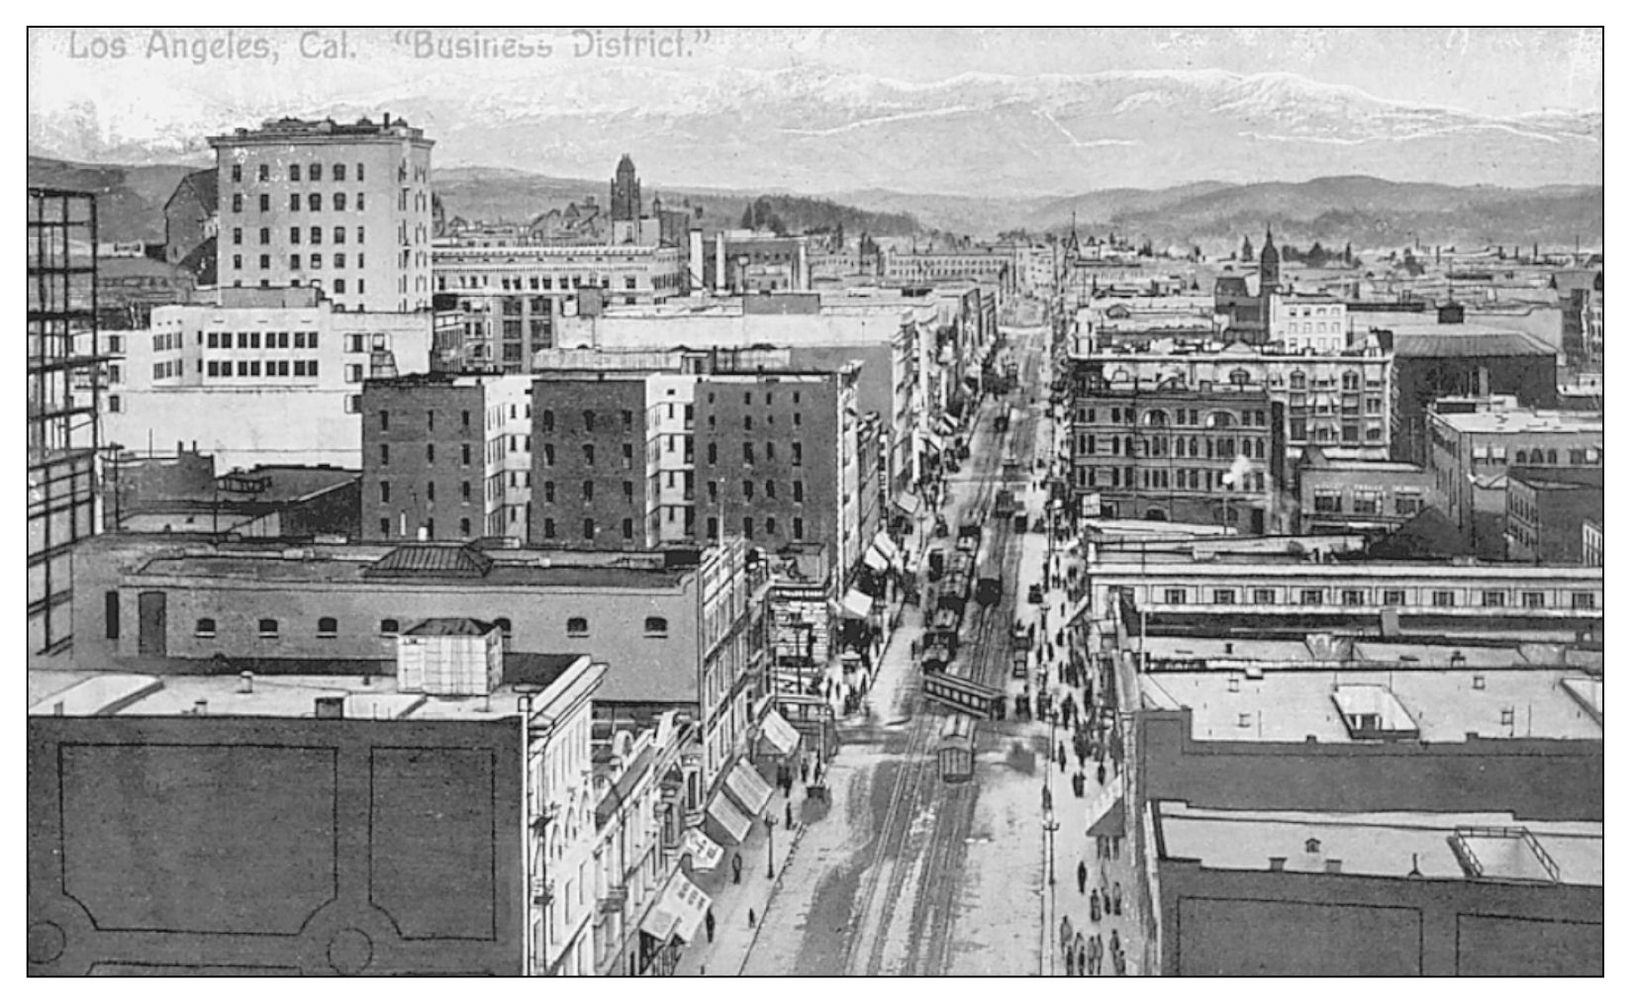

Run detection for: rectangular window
[[1164, 588, 1187, 605], [1523, 591, 1546, 608], [1482, 590, 1506, 608], [1253, 588, 1276, 605], [1342, 589, 1366, 606], [1382, 590, 1406, 606], [1300, 589, 1324, 606], [1571, 592, 1595, 610], [1432, 590, 1456, 608], [1212, 589, 1236, 605]]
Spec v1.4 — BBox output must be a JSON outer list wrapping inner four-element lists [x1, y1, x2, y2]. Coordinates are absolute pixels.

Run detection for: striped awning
[[872, 533, 902, 564], [894, 491, 922, 515], [937, 413, 958, 435]]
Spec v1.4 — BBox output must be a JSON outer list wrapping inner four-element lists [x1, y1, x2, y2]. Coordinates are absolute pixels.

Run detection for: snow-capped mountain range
[[29, 67, 1601, 196]]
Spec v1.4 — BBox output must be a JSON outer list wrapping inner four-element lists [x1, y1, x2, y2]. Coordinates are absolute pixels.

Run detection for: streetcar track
[[838, 339, 1046, 977]]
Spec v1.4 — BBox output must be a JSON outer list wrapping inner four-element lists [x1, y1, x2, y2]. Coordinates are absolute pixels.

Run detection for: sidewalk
[[675, 789, 812, 977]]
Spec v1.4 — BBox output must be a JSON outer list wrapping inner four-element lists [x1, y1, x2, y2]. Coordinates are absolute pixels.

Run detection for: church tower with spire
[[1259, 226, 1281, 296], [610, 154, 642, 223]]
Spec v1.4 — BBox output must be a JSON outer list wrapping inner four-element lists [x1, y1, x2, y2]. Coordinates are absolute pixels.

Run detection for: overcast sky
[[30, 27, 1603, 136]]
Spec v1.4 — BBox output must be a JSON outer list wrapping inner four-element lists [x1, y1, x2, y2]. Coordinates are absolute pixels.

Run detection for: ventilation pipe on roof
[[239, 671, 254, 694], [194, 699, 208, 716], [1269, 856, 1287, 871]]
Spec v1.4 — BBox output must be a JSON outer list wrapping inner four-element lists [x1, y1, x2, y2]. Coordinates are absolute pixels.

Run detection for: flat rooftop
[[1143, 636, 1533, 670], [28, 671, 548, 722], [1155, 801, 1602, 887], [1139, 668, 1603, 743], [1432, 408, 1602, 436], [133, 552, 689, 589]]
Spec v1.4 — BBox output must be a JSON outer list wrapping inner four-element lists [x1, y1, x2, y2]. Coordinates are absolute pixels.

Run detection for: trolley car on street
[[924, 670, 1008, 720], [938, 714, 976, 783]]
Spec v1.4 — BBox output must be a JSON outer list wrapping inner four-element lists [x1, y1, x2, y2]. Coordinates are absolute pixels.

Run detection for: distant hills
[[28, 154, 1601, 254], [846, 176, 1604, 251], [431, 166, 921, 237], [28, 155, 202, 242]]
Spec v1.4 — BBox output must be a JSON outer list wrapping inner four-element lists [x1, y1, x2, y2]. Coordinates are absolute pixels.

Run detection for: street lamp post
[[764, 812, 776, 879]]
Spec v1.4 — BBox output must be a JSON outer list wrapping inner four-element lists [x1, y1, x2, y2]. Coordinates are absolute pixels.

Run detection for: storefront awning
[[682, 828, 723, 872], [760, 709, 802, 757], [893, 491, 922, 516], [836, 588, 875, 620], [706, 792, 752, 844], [864, 545, 890, 572], [639, 870, 712, 944], [923, 434, 945, 452], [1087, 797, 1125, 838], [937, 413, 958, 436], [872, 532, 902, 565], [723, 758, 774, 818]]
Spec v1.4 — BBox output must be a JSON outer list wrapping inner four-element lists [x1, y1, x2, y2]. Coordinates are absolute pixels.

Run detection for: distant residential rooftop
[[1154, 801, 1602, 887], [1139, 667, 1603, 743]]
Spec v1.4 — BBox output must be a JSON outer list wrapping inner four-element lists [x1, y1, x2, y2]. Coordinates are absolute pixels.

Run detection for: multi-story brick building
[[361, 373, 532, 542], [208, 114, 434, 314], [1069, 341, 1393, 468], [693, 366, 863, 584], [1504, 466, 1604, 565], [531, 373, 658, 550], [1066, 371, 1283, 532], [104, 287, 432, 468], [1426, 403, 1603, 559]]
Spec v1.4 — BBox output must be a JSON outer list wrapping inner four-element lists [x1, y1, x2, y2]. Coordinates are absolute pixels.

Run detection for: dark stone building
[[1504, 466, 1604, 564], [1067, 360, 1285, 533], [1390, 326, 1558, 463]]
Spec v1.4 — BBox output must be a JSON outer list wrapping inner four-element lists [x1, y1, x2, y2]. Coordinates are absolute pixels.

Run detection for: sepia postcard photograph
[[24, 24, 1604, 978]]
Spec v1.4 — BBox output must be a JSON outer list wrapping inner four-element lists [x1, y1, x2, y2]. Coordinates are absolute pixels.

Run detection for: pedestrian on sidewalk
[[785, 800, 794, 830], [705, 909, 716, 942], [1056, 629, 1064, 648], [1057, 742, 1067, 772], [1077, 860, 1088, 894], [748, 908, 756, 928], [1090, 888, 1101, 922], [732, 851, 743, 885], [1113, 882, 1123, 916], [1096, 761, 1107, 787], [800, 755, 810, 784]]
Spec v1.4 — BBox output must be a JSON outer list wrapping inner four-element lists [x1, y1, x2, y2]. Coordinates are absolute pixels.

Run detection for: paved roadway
[[739, 333, 1060, 975]]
